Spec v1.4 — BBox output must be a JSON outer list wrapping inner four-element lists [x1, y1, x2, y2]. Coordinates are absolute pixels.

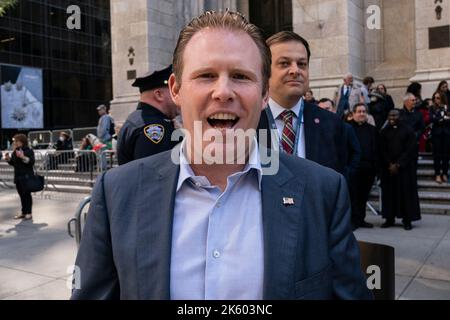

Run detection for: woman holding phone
[[4, 134, 35, 220]]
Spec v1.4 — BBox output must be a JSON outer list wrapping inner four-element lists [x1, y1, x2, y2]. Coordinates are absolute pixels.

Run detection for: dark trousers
[[350, 168, 376, 225], [432, 135, 449, 176], [15, 182, 32, 214]]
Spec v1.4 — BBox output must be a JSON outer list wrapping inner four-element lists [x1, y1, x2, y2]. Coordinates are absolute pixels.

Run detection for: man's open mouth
[[207, 112, 240, 129]]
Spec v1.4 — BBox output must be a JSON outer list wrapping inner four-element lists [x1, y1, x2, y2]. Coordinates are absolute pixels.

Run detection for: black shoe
[[359, 221, 374, 228], [403, 223, 412, 231], [381, 221, 394, 228]]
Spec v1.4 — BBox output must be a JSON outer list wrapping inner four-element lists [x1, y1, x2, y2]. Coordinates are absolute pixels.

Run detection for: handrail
[[68, 195, 91, 248]]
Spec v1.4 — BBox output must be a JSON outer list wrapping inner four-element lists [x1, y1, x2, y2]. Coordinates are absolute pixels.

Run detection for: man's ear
[[168, 74, 181, 107], [261, 87, 270, 110], [153, 89, 164, 102]]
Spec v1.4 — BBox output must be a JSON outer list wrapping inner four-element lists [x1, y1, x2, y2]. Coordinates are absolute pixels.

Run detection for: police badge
[[144, 124, 165, 144]]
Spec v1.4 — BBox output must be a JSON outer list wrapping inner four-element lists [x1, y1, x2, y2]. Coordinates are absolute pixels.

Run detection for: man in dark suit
[[257, 31, 346, 174], [71, 11, 371, 300]]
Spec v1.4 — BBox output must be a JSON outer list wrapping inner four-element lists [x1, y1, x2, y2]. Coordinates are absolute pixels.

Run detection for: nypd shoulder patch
[[144, 124, 165, 144]]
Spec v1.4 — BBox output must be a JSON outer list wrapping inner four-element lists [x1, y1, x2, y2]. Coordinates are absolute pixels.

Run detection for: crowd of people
[[308, 77, 450, 230]]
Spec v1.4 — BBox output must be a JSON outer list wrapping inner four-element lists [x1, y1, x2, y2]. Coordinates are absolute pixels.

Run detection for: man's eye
[[233, 74, 249, 80], [298, 62, 308, 69], [279, 61, 289, 67], [199, 73, 215, 79]]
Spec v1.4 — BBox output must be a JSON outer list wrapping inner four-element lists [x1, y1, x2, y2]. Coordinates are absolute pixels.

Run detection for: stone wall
[[412, 0, 450, 100], [292, 0, 358, 101], [110, 0, 238, 123]]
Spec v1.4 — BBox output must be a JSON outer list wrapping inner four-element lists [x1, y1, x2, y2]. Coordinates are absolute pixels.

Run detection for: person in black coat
[[429, 91, 450, 183], [4, 134, 35, 220], [349, 103, 380, 230], [376, 84, 395, 112], [400, 93, 425, 142], [368, 90, 390, 131], [380, 109, 421, 230], [317, 98, 361, 181], [400, 93, 425, 168]]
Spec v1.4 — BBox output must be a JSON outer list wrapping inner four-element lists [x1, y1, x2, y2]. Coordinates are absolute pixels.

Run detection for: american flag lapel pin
[[283, 197, 295, 206]]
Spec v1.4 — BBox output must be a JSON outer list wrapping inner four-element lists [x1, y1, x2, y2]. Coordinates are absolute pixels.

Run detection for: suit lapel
[[303, 103, 319, 161], [261, 158, 306, 299], [136, 151, 179, 299]]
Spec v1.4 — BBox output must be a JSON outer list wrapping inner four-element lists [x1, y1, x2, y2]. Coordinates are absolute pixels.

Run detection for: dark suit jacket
[[71, 148, 371, 300], [258, 102, 346, 174]]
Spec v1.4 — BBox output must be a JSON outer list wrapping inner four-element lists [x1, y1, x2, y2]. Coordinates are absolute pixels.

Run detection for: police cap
[[132, 65, 172, 93]]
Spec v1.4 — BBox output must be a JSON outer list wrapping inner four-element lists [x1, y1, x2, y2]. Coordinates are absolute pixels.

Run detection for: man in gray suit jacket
[[71, 11, 371, 300]]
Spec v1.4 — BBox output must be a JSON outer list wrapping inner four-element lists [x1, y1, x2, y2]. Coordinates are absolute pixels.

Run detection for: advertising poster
[[0, 64, 44, 129]]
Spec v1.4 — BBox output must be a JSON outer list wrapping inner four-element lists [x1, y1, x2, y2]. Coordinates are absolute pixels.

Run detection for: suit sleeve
[[71, 173, 120, 300], [346, 125, 361, 177], [329, 174, 373, 299]]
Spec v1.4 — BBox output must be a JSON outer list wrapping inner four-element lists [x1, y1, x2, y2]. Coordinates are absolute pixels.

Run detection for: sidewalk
[[1, 187, 450, 300], [354, 213, 450, 300], [0, 189, 83, 300]]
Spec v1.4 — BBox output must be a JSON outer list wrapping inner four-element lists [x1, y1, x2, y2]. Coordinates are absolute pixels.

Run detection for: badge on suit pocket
[[144, 124, 165, 144]]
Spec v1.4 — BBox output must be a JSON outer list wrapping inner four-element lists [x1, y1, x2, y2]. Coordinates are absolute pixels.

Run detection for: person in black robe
[[380, 109, 421, 230], [350, 103, 380, 230]]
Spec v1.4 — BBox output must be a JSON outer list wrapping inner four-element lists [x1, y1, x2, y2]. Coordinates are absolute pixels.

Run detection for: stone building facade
[[110, 0, 450, 122]]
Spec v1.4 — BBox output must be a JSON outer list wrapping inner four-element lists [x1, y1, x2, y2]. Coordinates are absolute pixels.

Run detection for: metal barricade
[[72, 127, 97, 148], [0, 151, 14, 188], [367, 178, 382, 215], [43, 150, 99, 193], [52, 129, 73, 142], [28, 130, 53, 150], [99, 149, 118, 172], [68, 196, 91, 248]]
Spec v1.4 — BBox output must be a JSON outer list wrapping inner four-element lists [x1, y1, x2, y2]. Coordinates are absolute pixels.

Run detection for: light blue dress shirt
[[268, 97, 306, 158], [170, 139, 264, 300]]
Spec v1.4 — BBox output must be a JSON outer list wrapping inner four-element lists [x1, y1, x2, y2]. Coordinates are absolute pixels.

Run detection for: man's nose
[[212, 76, 235, 102], [288, 62, 300, 77]]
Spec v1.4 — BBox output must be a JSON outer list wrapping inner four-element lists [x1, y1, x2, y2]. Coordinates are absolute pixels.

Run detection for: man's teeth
[[208, 113, 237, 120]]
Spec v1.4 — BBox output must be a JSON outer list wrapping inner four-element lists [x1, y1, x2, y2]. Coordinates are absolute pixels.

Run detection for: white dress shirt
[[268, 97, 306, 158], [170, 139, 264, 300]]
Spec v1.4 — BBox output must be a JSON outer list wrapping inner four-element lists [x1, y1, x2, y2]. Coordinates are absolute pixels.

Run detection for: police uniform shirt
[[117, 102, 179, 165]]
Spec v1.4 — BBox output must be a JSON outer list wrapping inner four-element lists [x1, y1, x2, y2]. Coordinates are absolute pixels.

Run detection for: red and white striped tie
[[280, 110, 296, 155]]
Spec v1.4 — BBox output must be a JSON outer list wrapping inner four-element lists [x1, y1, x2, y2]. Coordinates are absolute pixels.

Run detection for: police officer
[[117, 65, 180, 165]]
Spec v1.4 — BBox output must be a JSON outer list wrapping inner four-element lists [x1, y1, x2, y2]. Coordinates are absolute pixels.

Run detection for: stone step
[[418, 180, 450, 191], [370, 190, 450, 206], [417, 169, 444, 179], [368, 201, 450, 215]]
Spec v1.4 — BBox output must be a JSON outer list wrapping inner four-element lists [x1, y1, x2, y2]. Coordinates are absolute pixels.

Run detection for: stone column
[[109, 0, 151, 123], [292, 0, 366, 100], [411, 0, 450, 99]]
